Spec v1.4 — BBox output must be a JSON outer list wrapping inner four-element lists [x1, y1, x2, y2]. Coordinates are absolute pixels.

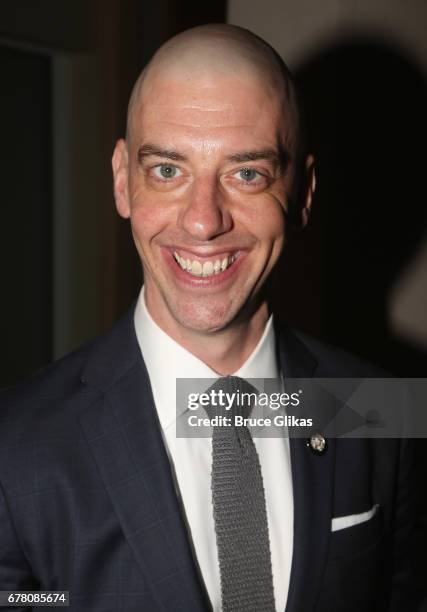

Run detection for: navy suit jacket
[[0, 306, 421, 611]]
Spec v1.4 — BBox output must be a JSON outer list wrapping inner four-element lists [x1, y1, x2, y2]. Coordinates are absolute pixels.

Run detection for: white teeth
[[202, 261, 214, 276], [191, 260, 203, 276], [173, 251, 237, 277]]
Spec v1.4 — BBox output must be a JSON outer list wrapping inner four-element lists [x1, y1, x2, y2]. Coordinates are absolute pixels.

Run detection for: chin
[[168, 298, 239, 334]]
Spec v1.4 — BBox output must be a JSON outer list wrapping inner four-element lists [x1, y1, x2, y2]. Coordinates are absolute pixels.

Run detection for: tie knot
[[204, 375, 259, 421]]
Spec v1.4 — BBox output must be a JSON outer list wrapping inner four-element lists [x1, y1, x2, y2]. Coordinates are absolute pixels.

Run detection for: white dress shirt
[[134, 287, 293, 612]]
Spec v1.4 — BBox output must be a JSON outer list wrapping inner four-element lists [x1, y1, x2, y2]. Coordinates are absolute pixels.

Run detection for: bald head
[[112, 23, 316, 339], [126, 24, 302, 158]]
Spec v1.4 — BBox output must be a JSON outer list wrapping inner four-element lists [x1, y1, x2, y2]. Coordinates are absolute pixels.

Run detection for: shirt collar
[[134, 286, 279, 431]]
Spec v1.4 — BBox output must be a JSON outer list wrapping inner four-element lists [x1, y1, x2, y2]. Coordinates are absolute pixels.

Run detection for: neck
[[145, 293, 270, 375]]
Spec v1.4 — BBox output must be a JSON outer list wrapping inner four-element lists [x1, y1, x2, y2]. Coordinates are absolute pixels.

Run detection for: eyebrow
[[225, 148, 288, 169], [137, 144, 188, 162]]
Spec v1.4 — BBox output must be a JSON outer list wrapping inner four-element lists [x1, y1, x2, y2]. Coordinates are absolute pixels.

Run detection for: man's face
[[113, 69, 308, 334]]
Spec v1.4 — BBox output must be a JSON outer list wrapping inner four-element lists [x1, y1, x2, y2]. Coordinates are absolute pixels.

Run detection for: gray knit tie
[[208, 376, 276, 612]]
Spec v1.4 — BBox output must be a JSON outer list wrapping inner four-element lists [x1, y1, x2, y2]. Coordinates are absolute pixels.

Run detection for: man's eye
[[235, 168, 262, 182], [152, 165, 182, 180]]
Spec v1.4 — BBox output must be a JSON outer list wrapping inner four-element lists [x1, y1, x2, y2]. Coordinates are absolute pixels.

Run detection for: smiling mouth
[[173, 251, 238, 277]]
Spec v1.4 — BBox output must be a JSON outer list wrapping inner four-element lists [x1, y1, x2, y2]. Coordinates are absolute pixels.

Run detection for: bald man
[[0, 24, 420, 612]]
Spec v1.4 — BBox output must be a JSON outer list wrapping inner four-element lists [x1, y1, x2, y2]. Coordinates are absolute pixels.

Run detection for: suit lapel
[[278, 326, 336, 612], [78, 307, 209, 611]]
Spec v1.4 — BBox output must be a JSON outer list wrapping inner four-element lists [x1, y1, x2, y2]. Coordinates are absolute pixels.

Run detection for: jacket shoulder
[[0, 304, 137, 409], [284, 326, 388, 377], [0, 338, 100, 444]]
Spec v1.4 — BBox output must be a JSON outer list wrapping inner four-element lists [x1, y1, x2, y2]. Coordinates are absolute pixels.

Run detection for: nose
[[178, 174, 232, 241]]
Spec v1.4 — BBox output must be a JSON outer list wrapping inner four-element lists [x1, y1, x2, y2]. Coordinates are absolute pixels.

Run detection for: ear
[[112, 139, 130, 219], [300, 154, 316, 228]]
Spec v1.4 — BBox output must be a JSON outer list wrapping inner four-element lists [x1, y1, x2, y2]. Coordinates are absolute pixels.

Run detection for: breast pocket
[[328, 503, 383, 559], [317, 505, 386, 612]]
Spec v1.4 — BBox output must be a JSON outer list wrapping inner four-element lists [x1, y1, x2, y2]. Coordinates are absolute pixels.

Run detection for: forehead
[[131, 71, 291, 153]]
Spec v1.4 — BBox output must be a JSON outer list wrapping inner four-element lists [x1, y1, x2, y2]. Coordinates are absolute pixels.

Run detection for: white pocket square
[[331, 503, 379, 532]]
